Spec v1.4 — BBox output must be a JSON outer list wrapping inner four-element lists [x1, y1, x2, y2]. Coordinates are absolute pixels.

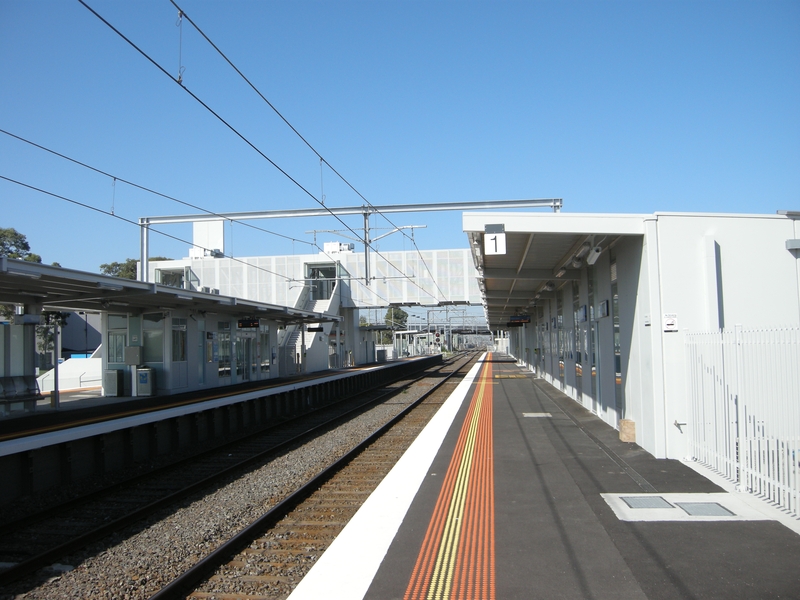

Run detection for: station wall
[[101, 310, 282, 397], [508, 212, 800, 460]]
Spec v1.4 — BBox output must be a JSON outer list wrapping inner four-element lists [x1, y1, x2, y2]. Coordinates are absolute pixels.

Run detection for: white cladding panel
[[469, 211, 800, 461], [655, 213, 800, 330], [149, 249, 481, 308]]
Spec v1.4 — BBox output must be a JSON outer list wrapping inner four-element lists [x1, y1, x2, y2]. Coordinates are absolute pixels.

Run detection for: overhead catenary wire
[[1, 173, 399, 306], [0, 128, 312, 248], [77, 0, 446, 304], [0, 139, 395, 305], [170, 0, 449, 302], [170, 1, 387, 222], [0, 175, 292, 283]]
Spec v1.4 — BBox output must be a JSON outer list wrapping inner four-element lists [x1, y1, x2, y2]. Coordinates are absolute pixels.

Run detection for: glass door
[[236, 336, 251, 382]]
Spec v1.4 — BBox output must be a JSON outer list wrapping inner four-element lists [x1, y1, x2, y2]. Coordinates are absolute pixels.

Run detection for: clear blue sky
[[1, 0, 798, 275]]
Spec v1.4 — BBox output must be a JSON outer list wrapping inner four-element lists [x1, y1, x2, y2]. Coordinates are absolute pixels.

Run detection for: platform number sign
[[484, 224, 506, 255]]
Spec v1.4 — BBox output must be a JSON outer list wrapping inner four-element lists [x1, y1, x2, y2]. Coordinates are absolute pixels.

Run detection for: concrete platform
[[289, 353, 800, 600]]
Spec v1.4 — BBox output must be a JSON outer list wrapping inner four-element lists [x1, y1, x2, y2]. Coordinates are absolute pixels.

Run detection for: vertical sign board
[[484, 224, 506, 255]]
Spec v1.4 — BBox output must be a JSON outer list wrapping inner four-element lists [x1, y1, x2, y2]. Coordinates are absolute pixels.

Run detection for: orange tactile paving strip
[[404, 354, 495, 600]]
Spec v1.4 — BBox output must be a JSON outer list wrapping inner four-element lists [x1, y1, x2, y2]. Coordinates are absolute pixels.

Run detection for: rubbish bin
[[136, 367, 155, 396], [376, 349, 387, 362], [103, 369, 124, 397]]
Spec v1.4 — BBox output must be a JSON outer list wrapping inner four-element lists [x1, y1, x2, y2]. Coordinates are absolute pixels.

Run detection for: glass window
[[260, 325, 270, 374], [155, 269, 184, 288], [218, 321, 231, 378], [143, 313, 164, 363], [107, 314, 127, 363], [557, 294, 565, 384], [172, 318, 187, 362], [610, 249, 624, 416], [108, 332, 126, 363], [573, 280, 582, 383], [236, 337, 245, 378], [197, 319, 205, 385]]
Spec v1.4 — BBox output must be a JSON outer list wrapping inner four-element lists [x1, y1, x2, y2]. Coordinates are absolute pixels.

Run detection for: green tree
[[385, 307, 408, 329], [1, 228, 43, 318], [100, 257, 170, 279], [381, 307, 408, 343], [0, 227, 42, 263]]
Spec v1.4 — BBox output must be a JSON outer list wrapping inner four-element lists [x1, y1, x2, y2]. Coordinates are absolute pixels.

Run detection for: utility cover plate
[[622, 496, 674, 509], [677, 502, 735, 517], [601, 493, 769, 522]]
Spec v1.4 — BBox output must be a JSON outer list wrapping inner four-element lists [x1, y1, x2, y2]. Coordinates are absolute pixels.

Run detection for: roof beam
[[483, 291, 537, 300], [482, 268, 580, 280], [142, 198, 563, 225]]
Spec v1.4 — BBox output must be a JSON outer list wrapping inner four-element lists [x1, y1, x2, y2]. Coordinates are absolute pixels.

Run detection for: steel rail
[[0, 356, 460, 586], [0, 360, 438, 533], [148, 353, 475, 600]]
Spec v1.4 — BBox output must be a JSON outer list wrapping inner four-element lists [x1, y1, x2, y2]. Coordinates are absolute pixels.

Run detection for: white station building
[[464, 210, 800, 462]]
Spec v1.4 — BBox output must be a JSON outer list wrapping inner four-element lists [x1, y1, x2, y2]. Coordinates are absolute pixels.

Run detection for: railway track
[[0, 352, 477, 599], [156, 352, 476, 600]]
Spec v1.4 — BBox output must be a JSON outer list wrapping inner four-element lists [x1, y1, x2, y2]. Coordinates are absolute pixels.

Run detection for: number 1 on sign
[[485, 232, 506, 255]]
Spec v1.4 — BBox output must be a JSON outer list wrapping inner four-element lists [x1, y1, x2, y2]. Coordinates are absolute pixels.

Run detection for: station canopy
[[0, 257, 338, 324], [463, 212, 646, 330]]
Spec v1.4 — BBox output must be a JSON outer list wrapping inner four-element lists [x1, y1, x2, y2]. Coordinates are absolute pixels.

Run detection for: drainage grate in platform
[[621, 496, 674, 509], [676, 502, 735, 517]]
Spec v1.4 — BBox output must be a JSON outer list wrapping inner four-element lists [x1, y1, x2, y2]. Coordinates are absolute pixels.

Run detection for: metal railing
[[686, 326, 800, 518], [37, 365, 102, 392]]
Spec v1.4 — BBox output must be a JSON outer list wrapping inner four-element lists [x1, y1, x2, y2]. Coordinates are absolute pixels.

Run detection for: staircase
[[278, 282, 341, 373]]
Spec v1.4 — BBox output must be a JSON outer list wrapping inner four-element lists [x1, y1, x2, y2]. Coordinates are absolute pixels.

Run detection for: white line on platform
[[287, 355, 486, 600]]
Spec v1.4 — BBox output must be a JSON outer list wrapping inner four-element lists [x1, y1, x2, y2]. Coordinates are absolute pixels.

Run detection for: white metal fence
[[686, 326, 800, 518]]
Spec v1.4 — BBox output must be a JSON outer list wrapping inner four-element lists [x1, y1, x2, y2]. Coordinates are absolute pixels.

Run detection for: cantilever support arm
[[139, 218, 150, 282]]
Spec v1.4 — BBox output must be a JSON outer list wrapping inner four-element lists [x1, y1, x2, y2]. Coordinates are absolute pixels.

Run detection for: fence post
[[735, 324, 745, 492]]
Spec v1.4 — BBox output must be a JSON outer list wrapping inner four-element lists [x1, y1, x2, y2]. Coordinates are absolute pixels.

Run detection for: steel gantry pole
[[139, 217, 150, 282], [138, 198, 562, 287], [363, 210, 371, 286]]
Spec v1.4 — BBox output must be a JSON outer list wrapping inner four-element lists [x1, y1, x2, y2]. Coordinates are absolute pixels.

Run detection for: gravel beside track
[[189, 397, 449, 600], [1, 355, 474, 600]]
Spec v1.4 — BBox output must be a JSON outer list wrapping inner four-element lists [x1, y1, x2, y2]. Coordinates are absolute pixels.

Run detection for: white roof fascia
[[462, 212, 647, 235], [654, 211, 791, 220]]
